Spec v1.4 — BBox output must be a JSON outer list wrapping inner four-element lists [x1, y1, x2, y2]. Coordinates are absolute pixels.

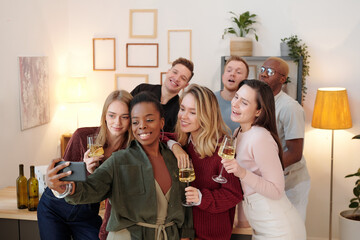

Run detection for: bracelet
[[51, 183, 72, 198]]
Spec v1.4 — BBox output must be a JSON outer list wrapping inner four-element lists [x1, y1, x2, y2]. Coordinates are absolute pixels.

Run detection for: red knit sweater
[[186, 141, 243, 240]]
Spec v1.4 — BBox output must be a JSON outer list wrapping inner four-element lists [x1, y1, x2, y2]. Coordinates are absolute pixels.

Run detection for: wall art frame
[[126, 43, 159, 68], [114, 73, 149, 93], [93, 38, 116, 71], [168, 29, 192, 64], [129, 9, 158, 38]]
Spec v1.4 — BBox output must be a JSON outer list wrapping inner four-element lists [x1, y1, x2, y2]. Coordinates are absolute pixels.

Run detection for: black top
[[131, 84, 179, 132]]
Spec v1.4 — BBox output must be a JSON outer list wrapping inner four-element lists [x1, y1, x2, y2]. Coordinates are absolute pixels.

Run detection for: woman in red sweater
[[174, 84, 243, 240]]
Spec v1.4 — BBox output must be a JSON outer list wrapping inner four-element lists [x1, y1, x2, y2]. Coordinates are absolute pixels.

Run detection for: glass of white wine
[[179, 159, 196, 207], [87, 134, 104, 158], [212, 135, 236, 184]]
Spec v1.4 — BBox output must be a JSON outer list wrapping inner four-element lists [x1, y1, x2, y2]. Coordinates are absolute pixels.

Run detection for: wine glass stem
[[218, 165, 224, 177]]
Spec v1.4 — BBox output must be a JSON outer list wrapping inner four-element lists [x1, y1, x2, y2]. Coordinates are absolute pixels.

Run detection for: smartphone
[[55, 161, 87, 182]]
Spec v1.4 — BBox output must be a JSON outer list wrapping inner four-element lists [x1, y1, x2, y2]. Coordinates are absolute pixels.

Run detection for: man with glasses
[[259, 57, 310, 222]]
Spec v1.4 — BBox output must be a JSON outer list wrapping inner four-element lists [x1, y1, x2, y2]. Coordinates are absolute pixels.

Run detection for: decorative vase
[[339, 210, 360, 240], [280, 42, 290, 56], [230, 37, 253, 56]]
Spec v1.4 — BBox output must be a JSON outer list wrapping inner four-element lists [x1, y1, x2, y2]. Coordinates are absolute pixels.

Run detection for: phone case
[[55, 161, 87, 182]]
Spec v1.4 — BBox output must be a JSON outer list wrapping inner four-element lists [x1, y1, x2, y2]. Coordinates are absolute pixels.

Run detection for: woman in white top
[[222, 79, 306, 240]]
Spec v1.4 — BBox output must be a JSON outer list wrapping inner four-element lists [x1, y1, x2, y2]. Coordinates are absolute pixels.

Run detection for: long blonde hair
[[176, 84, 229, 158], [97, 90, 133, 148]]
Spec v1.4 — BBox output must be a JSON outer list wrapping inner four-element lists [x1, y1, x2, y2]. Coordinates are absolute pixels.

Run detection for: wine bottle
[[16, 164, 28, 209], [27, 166, 39, 211]]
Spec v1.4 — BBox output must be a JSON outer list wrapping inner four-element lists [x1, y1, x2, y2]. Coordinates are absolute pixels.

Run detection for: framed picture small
[[114, 74, 149, 93], [93, 38, 116, 71], [168, 30, 192, 64], [160, 72, 167, 85], [129, 9, 157, 38], [126, 43, 159, 68]]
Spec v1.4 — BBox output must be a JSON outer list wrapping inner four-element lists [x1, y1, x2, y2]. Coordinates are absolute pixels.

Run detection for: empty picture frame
[[129, 9, 157, 38], [126, 43, 159, 68], [93, 38, 116, 71], [168, 30, 192, 64], [160, 72, 167, 85], [114, 74, 149, 93]]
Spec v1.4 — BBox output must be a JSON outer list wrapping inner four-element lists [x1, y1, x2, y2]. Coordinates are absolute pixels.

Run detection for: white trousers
[[285, 179, 311, 222], [243, 193, 306, 240]]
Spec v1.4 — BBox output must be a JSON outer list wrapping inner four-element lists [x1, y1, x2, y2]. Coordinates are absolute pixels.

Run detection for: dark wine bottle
[[27, 166, 39, 211], [16, 164, 28, 209]]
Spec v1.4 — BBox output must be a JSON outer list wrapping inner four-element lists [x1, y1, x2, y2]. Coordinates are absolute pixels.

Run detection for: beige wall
[[1, 0, 360, 239]]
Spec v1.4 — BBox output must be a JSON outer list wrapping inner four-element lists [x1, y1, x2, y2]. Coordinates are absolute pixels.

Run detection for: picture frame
[[126, 43, 159, 68], [18, 56, 50, 130], [129, 9, 158, 38], [220, 56, 303, 104], [114, 74, 149, 93], [93, 38, 116, 71], [168, 30, 192, 64], [160, 72, 167, 85]]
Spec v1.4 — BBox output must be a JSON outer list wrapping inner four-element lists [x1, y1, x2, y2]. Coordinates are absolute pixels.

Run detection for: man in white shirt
[[259, 57, 310, 222]]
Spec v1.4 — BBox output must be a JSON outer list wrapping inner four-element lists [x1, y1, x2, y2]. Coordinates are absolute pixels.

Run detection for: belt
[[136, 221, 175, 240]]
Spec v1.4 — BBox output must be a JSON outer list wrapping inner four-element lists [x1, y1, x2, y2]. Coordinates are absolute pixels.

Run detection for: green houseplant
[[281, 35, 310, 102], [222, 11, 259, 41], [339, 135, 360, 240], [223, 11, 259, 56]]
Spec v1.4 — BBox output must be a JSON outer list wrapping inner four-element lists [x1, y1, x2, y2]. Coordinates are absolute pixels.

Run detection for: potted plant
[[339, 135, 360, 240], [281, 35, 310, 102], [222, 11, 259, 56]]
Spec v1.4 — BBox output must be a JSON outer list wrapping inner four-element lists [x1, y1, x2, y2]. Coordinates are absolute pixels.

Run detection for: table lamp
[[311, 87, 352, 239], [65, 76, 89, 129]]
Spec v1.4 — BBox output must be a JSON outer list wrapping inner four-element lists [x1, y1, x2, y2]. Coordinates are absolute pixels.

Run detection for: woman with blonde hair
[[173, 84, 243, 240], [38, 90, 133, 240]]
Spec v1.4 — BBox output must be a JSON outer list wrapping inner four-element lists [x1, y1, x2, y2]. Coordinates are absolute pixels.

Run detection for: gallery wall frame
[[93, 38, 116, 71], [160, 72, 167, 85], [126, 43, 159, 68], [114, 74, 149, 93], [220, 56, 304, 104], [168, 30, 192, 64], [129, 9, 158, 38]]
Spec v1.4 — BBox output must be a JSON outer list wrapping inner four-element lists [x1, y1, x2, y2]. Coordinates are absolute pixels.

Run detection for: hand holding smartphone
[[55, 161, 87, 182]]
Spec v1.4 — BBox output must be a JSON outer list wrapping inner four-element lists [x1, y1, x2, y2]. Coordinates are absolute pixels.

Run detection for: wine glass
[[212, 135, 236, 184], [87, 134, 104, 158], [179, 159, 196, 207]]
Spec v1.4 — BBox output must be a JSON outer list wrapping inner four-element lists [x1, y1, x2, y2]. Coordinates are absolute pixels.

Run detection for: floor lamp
[[311, 87, 352, 240], [65, 76, 89, 129]]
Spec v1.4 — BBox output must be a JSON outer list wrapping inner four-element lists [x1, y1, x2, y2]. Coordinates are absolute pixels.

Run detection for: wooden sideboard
[[0, 186, 251, 239]]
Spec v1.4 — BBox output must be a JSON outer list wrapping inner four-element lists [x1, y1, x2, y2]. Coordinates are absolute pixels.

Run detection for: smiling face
[[231, 84, 261, 132], [164, 64, 192, 94], [222, 60, 248, 92], [259, 58, 288, 95], [131, 102, 164, 150], [178, 93, 201, 140], [106, 100, 130, 137]]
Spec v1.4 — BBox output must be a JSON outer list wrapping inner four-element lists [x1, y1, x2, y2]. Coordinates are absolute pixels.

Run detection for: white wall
[[1, 0, 360, 239]]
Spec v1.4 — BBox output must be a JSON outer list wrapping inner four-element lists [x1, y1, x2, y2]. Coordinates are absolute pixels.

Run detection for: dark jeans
[[37, 187, 102, 240]]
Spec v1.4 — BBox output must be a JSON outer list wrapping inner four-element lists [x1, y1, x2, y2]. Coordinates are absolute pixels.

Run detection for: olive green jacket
[[66, 140, 194, 239]]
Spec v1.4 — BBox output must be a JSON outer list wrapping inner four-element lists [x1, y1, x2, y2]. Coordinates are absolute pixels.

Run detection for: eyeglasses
[[260, 66, 285, 77]]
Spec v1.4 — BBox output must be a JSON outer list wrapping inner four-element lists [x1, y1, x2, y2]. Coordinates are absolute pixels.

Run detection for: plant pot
[[339, 210, 360, 240], [230, 37, 253, 56], [280, 42, 290, 56]]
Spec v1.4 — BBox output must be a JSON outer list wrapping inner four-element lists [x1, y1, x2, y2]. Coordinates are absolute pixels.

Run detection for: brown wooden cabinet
[[60, 133, 72, 157]]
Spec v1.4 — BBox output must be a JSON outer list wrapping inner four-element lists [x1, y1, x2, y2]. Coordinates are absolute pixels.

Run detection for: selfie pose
[[38, 90, 132, 240]]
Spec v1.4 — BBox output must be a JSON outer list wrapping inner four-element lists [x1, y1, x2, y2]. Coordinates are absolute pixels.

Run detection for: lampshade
[[312, 87, 352, 130], [65, 76, 89, 103]]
